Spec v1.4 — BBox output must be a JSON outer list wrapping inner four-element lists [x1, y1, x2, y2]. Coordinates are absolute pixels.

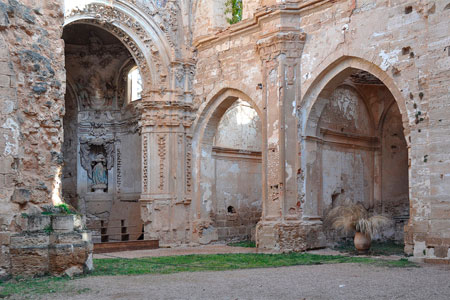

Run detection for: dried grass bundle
[[326, 201, 392, 239]]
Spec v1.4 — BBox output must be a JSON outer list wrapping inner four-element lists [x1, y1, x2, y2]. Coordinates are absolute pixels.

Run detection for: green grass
[[334, 240, 406, 256], [91, 253, 416, 277], [227, 240, 256, 248], [0, 276, 88, 299], [0, 252, 416, 298]]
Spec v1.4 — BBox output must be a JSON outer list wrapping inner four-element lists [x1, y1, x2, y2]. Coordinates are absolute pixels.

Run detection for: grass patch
[[227, 240, 256, 248], [0, 276, 90, 299], [0, 252, 416, 298], [334, 240, 406, 256], [92, 252, 416, 277]]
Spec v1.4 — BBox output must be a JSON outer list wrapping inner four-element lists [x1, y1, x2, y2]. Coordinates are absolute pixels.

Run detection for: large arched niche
[[192, 89, 264, 243], [300, 59, 410, 243], [62, 22, 145, 243]]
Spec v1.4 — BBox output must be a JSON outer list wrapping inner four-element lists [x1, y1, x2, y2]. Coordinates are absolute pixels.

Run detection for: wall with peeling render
[[299, 0, 450, 261], [212, 101, 262, 240], [193, 0, 450, 261]]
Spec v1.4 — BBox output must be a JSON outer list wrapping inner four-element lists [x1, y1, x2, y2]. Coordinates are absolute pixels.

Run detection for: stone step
[[93, 240, 159, 254]]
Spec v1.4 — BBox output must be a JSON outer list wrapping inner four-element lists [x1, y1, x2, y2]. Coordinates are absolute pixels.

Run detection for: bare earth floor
[[45, 262, 449, 300]]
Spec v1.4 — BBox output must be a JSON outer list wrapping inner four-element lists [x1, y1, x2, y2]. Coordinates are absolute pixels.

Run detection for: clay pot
[[354, 232, 371, 254]]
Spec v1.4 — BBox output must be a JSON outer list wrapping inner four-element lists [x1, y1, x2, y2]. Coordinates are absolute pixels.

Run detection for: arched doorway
[[302, 67, 409, 243], [61, 23, 143, 243], [193, 90, 263, 243]]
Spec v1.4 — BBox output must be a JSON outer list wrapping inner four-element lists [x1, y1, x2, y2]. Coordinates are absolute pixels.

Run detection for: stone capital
[[256, 31, 306, 62], [137, 98, 196, 129]]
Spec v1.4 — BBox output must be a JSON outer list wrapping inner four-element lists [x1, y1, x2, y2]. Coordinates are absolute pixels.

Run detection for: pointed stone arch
[[299, 56, 410, 243], [191, 88, 265, 242]]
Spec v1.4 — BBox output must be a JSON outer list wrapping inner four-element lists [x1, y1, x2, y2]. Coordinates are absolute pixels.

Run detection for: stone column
[[255, 31, 325, 251], [138, 97, 195, 245]]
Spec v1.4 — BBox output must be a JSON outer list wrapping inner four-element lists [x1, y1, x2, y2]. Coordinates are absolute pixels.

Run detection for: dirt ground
[[44, 262, 450, 300]]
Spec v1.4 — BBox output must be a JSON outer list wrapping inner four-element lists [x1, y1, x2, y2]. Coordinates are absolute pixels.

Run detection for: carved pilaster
[[138, 97, 195, 244], [256, 31, 306, 221]]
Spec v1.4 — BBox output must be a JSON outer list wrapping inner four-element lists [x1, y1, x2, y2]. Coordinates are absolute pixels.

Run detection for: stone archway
[[300, 60, 410, 244], [62, 22, 146, 243], [192, 89, 264, 244]]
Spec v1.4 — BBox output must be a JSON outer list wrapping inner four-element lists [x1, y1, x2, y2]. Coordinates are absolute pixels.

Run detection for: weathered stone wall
[[192, 0, 450, 262], [299, 0, 450, 262], [0, 0, 66, 278], [212, 101, 262, 241]]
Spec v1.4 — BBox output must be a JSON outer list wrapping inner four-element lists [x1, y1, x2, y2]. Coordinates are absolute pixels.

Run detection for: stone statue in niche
[[92, 154, 108, 192], [80, 137, 115, 193]]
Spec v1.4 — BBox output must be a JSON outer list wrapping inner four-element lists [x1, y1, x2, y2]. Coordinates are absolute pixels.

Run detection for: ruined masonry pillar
[[138, 98, 195, 245], [255, 32, 326, 251]]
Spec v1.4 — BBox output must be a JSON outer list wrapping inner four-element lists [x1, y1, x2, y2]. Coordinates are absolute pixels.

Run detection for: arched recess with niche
[[62, 0, 176, 243], [61, 21, 146, 243], [300, 60, 409, 242], [192, 89, 264, 242]]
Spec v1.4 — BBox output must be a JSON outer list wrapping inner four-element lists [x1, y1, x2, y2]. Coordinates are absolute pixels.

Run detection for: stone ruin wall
[[0, 0, 450, 278], [193, 0, 450, 261], [298, 0, 450, 262]]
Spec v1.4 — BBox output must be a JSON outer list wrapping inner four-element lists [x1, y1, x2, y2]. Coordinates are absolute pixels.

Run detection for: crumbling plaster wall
[[212, 101, 262, 241], [0, 0, 66, 277], [193, 0, 450, 261], [192, 24, 264, 243], [299, 0, 450, 260]]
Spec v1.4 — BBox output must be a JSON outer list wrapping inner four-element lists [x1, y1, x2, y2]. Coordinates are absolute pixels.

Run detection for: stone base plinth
[[8, 215, 93, 277], [256, 220, 326, 252]]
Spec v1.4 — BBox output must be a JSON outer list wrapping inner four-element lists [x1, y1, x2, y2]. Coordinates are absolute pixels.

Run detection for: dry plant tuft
[[327, 200, 392, 239]]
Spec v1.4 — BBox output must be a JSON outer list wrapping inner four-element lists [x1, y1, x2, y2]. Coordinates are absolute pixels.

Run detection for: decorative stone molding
[[256, 32, 307, 61], [157, 134, 167, 191], [66, 3, 169, 88], [138, 100, 196, 128], [185, 135, 193, 195], [142, 134, 149, 193], [132, 0, 181, 54]]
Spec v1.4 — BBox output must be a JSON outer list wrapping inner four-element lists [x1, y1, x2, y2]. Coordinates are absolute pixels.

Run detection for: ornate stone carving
[[185, 135, 193, 195], [139, 101, 196, 128], [116, 146, 122, 194], [133, 0, 180, 54], [79, 135, 115, 192], [157, 134, 167, 191], [143, 134, 149, 193], [67, 2, 168, 87], [256, 32, 306, 61]]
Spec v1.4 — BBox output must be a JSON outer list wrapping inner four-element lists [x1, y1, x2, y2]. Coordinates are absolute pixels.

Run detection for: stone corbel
[[256, 31, 306, 62]]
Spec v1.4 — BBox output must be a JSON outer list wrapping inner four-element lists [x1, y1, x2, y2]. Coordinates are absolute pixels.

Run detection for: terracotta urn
[[354, 232, 371, 254]]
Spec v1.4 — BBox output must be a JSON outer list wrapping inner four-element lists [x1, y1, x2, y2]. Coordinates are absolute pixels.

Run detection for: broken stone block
[[26, 215, 51, 232], [10, 233, 50, 277], [51, 215, 75, 233]]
